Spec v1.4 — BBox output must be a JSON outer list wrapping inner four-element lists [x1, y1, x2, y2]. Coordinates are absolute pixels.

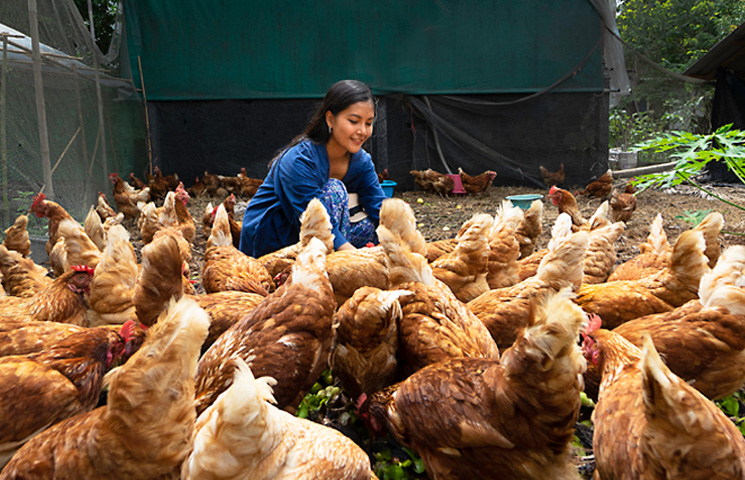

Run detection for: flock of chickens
[[0, 163, 743, 479]]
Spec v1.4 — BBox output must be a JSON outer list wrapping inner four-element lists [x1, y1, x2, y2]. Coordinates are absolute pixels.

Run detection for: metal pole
[[28, 0, 54, 199], [87, 0, 108, 189]]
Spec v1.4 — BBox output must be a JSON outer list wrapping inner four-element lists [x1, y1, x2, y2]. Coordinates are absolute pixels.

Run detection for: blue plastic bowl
[[380, 180, 397, 198], [506, 194, 543, 210]]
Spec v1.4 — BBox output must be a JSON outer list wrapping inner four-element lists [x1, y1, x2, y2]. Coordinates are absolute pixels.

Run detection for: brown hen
[[364, 290, 587, 480], [458, 167, 496, 195], [2, 215, 30, 258], [1, 296, 209, 479], [579, 168, 613, 198], [202, 203, 272, 295], [195, 236, 335, 414], [575, 229, 710, 329], [0, 327, 133, 468], [410, 168, 454, 197], [585, 328, 745, 479]]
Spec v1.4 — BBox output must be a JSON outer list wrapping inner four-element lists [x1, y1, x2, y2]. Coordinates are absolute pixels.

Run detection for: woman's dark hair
[[270, 80, 375, 168], [304, 80, 375, 143]]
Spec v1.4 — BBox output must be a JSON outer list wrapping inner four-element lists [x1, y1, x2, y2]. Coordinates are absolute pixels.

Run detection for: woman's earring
[[328, 126, 333, 134]]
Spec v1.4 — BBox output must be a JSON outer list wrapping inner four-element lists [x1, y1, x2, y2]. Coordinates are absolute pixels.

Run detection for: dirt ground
[[163, 177, 745, 295]]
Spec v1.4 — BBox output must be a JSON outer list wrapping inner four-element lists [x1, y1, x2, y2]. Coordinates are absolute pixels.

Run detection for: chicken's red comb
[[211, 205, 219, 221], [581, 313, 602, 335], [71, 264, 95, 275], [30, 192, 46, 209], [118, 319, 143, 340], [548, 185, 558, 196]]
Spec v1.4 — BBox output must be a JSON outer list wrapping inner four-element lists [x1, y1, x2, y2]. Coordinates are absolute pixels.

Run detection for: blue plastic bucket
[[381, 180, 397, 198]]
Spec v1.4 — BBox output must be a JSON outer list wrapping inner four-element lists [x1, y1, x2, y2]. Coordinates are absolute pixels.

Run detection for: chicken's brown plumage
[[2, 215, 30, 258], [0, 244, 50, 298], [329, 287, 411, 399], [430, 213, 493, 302], [539, 162, 565, 187], [468, 229, 588, 350], [410, 169, 454, 197], [132, 235, 185, 327], [0, 326, 132, 468], [364, 290, 587, 480], [202, 203, 272, 295], [110, 173, 150, 219], [458, 167, 496, 195], [609, 181, 637, 223], [0, 266, 94, 325], [610, 245, 745, 401], [28, 192, 74, 257], [195, 236, 335, 414], [1, 297, 210, 479], [585, 328, 745, 479], [579, 168, 613, 198], [184, 358, 375, 480], [608, 213, 671, 281], [576, 229, 710, 329], [547, 186, 588, 230], [514, 199, 543, 258], [377, 222, 499, 377], [86, 225, 138, 327]]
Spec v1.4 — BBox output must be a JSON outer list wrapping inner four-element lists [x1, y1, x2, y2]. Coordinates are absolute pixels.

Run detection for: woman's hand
[[336, 242, 356, 252]]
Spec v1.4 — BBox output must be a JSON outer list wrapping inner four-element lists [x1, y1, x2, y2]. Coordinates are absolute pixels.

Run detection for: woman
[[239, 80, 386, 258]]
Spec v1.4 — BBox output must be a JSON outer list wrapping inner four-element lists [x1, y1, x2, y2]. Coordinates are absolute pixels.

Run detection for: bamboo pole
[[1, 34, 22, 228], [51, 126, 81, 175], [1, 36, 6, 227], [87, 0, 108, 189], [138, 56, 153, 175], [28, 0, 54, 199]]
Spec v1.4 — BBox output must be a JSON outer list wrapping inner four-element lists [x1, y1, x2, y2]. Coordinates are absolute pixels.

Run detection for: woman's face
[[326, 100, 375, 155]]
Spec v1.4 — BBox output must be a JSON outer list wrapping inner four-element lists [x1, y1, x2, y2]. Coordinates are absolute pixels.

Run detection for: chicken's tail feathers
[[105, 295, 210, 395], [377, 224, 433, 287], [639, 333, 695, 429], [699, 245, 745, 315], [642, 213, 670, 256], [207, 204, 232, 249], [538, 230, 588, 288], [669, 229, 710, 296], [546, 213, 574, 251], [289, 236, 330, 290], [692, 211, 724, 268], [492, 200, 523, 236], [299, 198, 334, 254], [588, 201, 610, 230], [380, 198, 426, 256]]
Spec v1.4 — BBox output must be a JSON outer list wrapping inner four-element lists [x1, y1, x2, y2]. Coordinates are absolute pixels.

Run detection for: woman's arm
[[351, 152, 386, 225]]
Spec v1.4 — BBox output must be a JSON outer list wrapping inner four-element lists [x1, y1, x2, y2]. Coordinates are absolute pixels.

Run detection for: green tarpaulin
[[124, 0, 603, 100]]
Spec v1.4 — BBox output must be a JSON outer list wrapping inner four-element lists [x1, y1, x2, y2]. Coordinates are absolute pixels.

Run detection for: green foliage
[[617, 0, 744, 73], [374, 447, 426, 480], [715, 391, 745, 436], [630, 124, 745, 213], [675, 209, 713, 225], [295, 370, 340, 420], [614, 0, 743, 136], [73, 0, 119, 53]]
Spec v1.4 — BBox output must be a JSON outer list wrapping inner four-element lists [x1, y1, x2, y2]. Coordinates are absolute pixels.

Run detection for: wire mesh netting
[[0, 0, 146, 241]]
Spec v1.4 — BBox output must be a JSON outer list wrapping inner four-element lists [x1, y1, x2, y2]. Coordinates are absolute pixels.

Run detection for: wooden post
[[28, 0, 54, 199], [87, 0, 109, 189], [138, 56, 153, 175]]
